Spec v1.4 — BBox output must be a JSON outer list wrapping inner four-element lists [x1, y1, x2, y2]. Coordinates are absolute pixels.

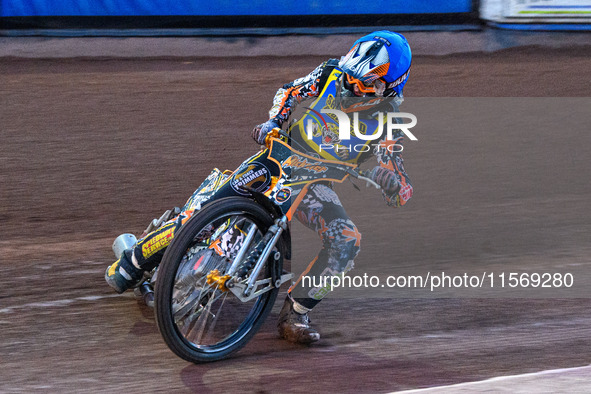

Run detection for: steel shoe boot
[[277, 297, 320, 344], [105, 249, 144, 294]]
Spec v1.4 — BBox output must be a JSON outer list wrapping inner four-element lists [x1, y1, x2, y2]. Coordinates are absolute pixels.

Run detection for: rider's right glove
[[252, 119, 280, 145], [369, 166, 401, 194]]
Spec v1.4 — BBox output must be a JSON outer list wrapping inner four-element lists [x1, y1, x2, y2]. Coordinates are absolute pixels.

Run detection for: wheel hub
[[206, 269, 232, 292]]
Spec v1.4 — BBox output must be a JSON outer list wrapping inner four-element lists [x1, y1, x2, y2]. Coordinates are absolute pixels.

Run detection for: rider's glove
[[252, 119, 280, 145], [369, 166, 400, 194]]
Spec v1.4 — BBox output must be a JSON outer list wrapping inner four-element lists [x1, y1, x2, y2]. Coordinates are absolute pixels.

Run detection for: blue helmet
[[339, 31, 412, 97]]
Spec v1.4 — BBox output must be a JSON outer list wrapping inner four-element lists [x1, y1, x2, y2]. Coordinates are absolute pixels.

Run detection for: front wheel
[[154, 197, 283, 363]]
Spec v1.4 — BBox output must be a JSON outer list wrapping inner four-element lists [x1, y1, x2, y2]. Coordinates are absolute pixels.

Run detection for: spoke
[[180, 282, 229, 344], [181, 288, 212, 342], [191, 284, 222, 344], [201, 292, 228, 344]]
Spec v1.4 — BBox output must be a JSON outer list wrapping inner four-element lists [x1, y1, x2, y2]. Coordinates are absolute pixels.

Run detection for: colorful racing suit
[[267, 59, 413, 309]]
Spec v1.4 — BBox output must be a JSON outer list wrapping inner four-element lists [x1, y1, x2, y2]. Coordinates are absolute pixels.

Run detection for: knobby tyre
[[154, 196, 283, 363]]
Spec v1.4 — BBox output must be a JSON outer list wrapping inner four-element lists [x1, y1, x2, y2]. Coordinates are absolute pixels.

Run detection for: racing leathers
[[263, 59, 413, 310]]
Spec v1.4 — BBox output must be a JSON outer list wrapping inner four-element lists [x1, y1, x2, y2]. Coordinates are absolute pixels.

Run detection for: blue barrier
[[1, 0, 472, 17]]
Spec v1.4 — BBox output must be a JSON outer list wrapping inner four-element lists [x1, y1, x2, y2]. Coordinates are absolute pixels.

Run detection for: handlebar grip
[[358, 175, 381, 189], [347, 168, 381, 189]]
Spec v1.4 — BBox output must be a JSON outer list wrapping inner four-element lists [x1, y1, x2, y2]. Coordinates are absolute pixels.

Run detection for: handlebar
[[265, 127, 382, 190], [346, 168, 381, 189]]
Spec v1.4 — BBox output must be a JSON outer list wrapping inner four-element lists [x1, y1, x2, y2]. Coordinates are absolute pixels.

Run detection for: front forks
[[209, 215, 293, 302], [243, 215, 288, 295]]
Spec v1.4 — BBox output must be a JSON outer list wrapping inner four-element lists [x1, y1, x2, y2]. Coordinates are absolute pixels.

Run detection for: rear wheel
[[154, 197, 283, 363]]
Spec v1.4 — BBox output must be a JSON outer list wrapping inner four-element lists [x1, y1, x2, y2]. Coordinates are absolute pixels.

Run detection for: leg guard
[[289, 184, 361, 310]]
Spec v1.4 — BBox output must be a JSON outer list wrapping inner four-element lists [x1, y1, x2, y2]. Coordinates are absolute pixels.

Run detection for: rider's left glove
[[369, 166, 400, 194], [252, 119, 280, 145]]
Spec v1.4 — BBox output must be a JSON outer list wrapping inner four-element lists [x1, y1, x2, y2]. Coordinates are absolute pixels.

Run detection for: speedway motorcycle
[[112, 67, 389, 363], [112, 130, 379, 363]]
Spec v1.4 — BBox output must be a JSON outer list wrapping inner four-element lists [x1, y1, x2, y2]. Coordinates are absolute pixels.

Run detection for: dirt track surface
[[1, 47, 591, 392]]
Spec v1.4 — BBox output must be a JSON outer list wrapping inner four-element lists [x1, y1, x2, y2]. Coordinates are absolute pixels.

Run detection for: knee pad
[[324, 218, 361, 272]]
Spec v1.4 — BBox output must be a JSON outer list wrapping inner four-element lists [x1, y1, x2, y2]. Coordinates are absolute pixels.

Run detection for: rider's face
[[352, 84, 364, 97]]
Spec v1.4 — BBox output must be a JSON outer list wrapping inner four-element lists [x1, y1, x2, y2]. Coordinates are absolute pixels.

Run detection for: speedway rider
[[106, 30, 413, 345]]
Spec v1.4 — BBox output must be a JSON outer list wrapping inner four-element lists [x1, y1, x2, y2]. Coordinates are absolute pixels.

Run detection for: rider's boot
[[105, 249, 144, 294], [277, 295, 320, 344]]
